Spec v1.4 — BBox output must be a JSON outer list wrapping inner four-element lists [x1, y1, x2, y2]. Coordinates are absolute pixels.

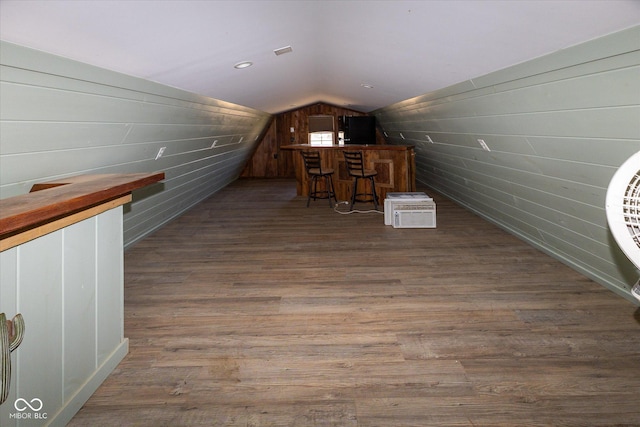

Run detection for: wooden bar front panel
[[283, 145, 415, 203]]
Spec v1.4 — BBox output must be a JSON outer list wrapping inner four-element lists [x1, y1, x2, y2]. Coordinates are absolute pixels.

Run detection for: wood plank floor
[[69, 178, 640, 426]]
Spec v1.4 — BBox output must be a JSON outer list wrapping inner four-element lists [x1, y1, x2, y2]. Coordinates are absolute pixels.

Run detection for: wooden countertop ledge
[[280, 144, 414, 151], [0, 173, 164, 245]]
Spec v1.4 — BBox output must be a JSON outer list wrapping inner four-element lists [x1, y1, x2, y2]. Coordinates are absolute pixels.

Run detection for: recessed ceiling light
[[361, 83, 374, 89], [274, 46, 293, 56], [234, 61, 253, 69]]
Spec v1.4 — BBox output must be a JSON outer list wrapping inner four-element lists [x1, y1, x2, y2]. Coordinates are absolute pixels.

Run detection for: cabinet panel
[[64, 218, 97, 399], [17, 231, 64, 425], [0, 206, 127, 427], [97, 207, 124, 363]]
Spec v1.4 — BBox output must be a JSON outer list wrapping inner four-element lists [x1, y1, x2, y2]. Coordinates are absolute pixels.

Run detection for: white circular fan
[[605, 150, 640, 301]]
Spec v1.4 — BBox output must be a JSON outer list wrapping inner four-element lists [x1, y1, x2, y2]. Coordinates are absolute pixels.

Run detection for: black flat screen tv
[[342, 116, 376, 145]]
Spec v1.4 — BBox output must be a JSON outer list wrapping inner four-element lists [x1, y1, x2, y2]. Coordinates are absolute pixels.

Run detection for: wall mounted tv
[[341, 116, 376, 145]]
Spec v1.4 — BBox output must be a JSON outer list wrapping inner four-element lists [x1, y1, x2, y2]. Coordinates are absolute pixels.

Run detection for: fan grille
[[623, 168, 640, 250]]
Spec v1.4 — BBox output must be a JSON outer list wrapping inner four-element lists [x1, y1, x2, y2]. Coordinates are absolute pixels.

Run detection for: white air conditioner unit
[[393, 202, 436, 228], [384, 192, 433, 226]]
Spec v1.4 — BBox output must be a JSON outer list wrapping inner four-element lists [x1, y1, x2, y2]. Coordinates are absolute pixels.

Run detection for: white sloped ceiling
[[1, 0, 639, 114]]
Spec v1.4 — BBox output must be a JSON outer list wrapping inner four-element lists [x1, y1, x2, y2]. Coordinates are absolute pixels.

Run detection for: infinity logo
[[14, 398, 43, 412]]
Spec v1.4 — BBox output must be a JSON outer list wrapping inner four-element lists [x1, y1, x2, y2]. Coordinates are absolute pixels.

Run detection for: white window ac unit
[[393, 202, 436, 228], [384, 192, 433, 226]]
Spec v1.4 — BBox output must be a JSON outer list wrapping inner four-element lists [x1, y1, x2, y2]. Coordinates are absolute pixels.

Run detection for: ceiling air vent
[[274, 46, 293, 56]]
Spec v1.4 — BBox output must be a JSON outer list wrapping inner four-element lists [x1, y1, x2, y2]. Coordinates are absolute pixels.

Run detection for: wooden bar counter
[[0, 172, 165, 250], [281, 144, 416, 203]]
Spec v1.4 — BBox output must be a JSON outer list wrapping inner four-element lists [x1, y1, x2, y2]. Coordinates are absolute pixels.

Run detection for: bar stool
[[343, 151, 379, 210], [300, 150, 337, 207]]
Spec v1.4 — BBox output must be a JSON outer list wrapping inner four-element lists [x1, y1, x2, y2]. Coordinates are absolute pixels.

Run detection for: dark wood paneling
[[243, 103, 386, 178], [241, 118, 278, 178]]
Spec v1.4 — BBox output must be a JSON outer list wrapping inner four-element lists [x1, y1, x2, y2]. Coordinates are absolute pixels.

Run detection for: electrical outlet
[[155, 147, 166, 160], [477, 139, 491, 152]]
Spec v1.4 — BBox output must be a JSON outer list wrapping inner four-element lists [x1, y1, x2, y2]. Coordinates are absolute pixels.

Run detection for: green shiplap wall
[[375, 26, 640, 302], [0, 41, 271, 247]]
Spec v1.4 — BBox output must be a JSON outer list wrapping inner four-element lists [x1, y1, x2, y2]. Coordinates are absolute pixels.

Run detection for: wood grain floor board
[[68, 178, 640, 426]]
